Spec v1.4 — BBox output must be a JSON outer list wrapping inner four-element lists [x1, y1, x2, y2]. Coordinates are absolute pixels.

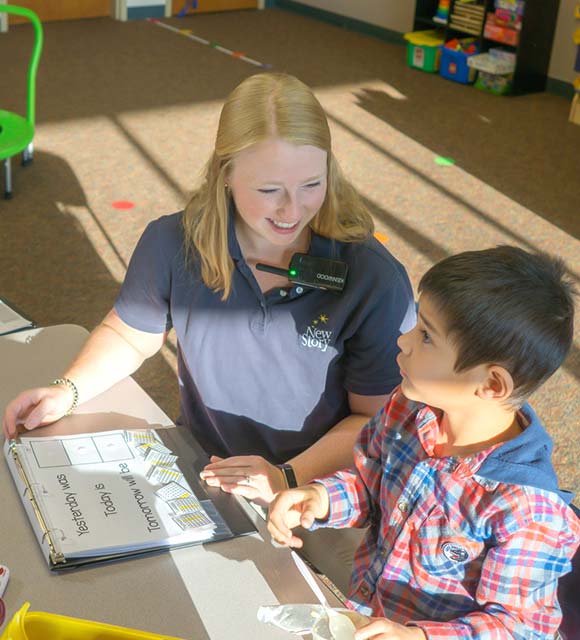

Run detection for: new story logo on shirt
[[300, 314, 333, 352]]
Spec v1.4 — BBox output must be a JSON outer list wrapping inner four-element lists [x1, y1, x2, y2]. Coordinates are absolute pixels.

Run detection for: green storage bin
[[404, 30, 445, 73]]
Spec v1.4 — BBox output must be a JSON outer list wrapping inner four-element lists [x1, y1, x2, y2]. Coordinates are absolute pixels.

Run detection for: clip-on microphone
[[256, 253, 348, 293]]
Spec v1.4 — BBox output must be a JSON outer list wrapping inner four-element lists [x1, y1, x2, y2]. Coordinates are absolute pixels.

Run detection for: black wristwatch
[[277, 463, 298, 489]]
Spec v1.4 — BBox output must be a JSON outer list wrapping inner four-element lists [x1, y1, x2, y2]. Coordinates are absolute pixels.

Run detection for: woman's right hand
[[2, 385, 74, 439]]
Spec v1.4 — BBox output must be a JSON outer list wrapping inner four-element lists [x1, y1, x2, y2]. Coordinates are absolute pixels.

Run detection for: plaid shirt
[[312, 388, 580, 639]]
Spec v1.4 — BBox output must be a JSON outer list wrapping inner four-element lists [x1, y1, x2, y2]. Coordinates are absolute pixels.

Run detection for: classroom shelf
[[412, 0, 561, 94]]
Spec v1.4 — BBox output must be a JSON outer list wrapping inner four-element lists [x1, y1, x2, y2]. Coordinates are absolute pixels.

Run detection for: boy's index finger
[[266, 512, 292, 545], [270, 495, 299, 535], [300, 510, 315, 529]]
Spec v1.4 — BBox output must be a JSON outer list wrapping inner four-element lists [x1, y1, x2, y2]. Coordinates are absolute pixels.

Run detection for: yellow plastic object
[[403, 29, 445, 47], [1, 603, 185, 640], [403, 30, 445, 72]]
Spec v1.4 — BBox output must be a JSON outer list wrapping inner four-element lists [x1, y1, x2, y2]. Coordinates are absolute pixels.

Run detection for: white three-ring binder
[[4, 428, 256, 571]]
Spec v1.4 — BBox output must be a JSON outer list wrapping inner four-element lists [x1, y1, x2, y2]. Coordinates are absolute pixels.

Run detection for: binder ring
[[43, 527, 65, 543]]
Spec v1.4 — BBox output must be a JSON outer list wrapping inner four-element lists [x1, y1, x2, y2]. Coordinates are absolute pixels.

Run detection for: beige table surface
[[0, 325, 342, 639]]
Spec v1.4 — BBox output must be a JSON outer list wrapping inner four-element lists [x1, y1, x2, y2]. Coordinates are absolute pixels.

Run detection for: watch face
[[278, 464, 297, 488], [281, 464, 298, 488]]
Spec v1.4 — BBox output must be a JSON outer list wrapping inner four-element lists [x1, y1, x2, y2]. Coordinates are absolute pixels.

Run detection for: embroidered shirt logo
[[441, 542, 469, 563], [301, 314, 332, 352]]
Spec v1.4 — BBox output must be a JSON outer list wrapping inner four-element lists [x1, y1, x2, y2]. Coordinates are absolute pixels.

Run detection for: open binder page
[[0, 298, 35, 336], [5, 430, 226, 565]]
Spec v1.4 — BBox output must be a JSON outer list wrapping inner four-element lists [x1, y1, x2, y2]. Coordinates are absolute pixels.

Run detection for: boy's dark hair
[[418, 246, 576, 406]]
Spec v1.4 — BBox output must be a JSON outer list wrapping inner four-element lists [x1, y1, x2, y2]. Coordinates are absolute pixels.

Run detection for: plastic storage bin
[[403, 30, 445, 73], [488, 47, 517, 65], [439, 44, 479, 84], [468, 52, 515, 95], [474, 71, 513, 94], [0, 602, 184, 640]]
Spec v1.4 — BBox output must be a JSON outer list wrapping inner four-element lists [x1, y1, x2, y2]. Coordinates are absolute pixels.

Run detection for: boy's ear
[[476, 365, 514, 402]]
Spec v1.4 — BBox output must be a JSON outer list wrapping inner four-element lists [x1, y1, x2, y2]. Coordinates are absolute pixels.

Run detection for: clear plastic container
[[467, 53, 515, 95], [257, 604, 370, 639], [467, 52, 515, 74], [489, 47, 516, 65]]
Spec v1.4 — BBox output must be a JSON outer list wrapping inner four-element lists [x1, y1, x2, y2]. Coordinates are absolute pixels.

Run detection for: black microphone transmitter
[[256, 253, 348, 292]]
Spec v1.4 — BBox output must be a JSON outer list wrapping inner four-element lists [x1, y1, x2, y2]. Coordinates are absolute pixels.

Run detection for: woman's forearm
[[61, 310, 165, 406], [287, 414, 369, 485]]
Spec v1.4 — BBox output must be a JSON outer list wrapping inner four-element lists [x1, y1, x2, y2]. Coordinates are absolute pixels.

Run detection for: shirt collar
[[309, 231, 340, 259], [414, 404, 504, 477]]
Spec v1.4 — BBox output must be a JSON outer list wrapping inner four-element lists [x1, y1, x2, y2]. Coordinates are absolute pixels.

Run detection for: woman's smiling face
[[228, 137, 328, 252]]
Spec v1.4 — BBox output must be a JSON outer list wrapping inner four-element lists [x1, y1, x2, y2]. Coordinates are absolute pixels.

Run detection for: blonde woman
[[3, 73, 415, 592]]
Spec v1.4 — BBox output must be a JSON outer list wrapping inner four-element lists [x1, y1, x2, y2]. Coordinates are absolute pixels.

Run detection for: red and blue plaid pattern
[[313, 388, 580, 639]]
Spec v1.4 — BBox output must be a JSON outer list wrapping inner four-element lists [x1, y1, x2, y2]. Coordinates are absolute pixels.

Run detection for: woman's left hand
[[200, 455, 286, 503], [354, 619, 427, 640]]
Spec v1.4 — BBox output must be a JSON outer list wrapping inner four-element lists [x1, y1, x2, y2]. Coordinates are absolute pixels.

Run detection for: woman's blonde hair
[[183, 72, 374, 298]]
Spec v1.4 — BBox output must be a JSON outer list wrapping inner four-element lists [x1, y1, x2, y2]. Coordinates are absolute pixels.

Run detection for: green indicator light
[[289, 269, 297, 277]]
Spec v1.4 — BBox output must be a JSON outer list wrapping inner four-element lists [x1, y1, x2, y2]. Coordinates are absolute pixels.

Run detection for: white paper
[[10, 430, 216, 559]]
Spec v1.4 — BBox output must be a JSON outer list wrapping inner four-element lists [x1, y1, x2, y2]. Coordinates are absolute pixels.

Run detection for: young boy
[[268, 246, 580, 639]]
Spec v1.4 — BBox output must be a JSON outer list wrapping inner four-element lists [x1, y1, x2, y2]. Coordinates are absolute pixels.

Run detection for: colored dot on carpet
[[112, 201, 135, 210], [374, 232, 389, 244], [434, 156, 455, 166]]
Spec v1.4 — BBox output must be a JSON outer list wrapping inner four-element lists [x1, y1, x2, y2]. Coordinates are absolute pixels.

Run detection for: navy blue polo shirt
[[115, 212, 416, 464]]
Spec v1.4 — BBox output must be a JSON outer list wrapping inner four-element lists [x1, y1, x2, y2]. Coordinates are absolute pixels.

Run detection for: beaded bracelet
[[51, 378, 79, 415]]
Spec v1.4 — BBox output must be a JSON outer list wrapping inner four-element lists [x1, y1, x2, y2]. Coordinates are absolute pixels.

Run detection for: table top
[[0, 325, 341, 639]]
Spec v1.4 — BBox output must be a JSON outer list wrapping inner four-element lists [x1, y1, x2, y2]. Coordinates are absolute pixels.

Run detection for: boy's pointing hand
[[267, 484, 330, 547]]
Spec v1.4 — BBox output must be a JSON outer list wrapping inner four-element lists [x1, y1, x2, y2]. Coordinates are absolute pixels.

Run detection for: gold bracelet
[[51, 378, 79, 415]]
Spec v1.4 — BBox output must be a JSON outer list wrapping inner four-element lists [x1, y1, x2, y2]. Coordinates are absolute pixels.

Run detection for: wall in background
[[284, 0, 414, 34], [283, 0, 575, 90], [548, 0, 577, 84]]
